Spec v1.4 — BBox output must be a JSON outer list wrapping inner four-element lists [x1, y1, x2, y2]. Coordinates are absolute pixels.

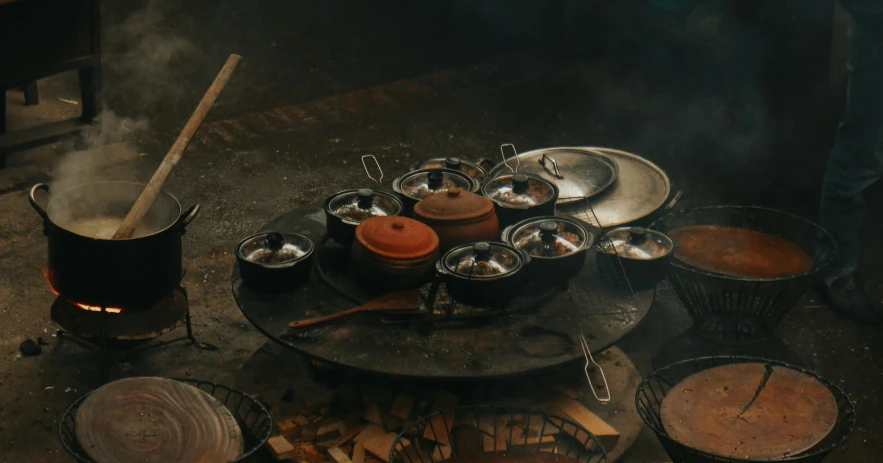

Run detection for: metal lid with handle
[[237, 232, 314, 267], [481, 173, 559, 209], [416, 157, 488, 183], [326, 188, 403, 223], [441, 242, 525, 279], [597, 226, 673, 260], [506, 216, 593, 258], [393, 168, 477, 201]]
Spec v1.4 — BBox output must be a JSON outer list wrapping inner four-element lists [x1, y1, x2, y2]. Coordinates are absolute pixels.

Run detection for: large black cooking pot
[[29, 181, 200, 308]]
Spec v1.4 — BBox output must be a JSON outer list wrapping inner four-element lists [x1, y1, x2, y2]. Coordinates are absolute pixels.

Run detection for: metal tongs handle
[[361, 155, 384, 191], [578, 325, 611, 403], [539, 154, 564, 179], [500, 143, 520, 174]]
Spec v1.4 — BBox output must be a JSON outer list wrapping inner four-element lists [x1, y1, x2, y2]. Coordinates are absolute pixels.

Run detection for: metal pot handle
[[661, 190, 683, 215], [361, 155, 385, 191], [176, 205, 201, 233], [29, 183, 50, 221], [500, 143, 520, 173], [539, 154, 564, 179]]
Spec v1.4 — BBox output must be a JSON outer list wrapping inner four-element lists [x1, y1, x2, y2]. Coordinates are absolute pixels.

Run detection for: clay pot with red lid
[[351, 216, 440, 294], [413, 188, 500, 254]]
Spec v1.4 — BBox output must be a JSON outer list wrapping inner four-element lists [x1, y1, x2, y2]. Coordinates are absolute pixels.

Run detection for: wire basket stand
[[635, 356, 856, 463], [649, 206, 836, 343], [58, 378, 273, 463], [390, 405, 609, 463]]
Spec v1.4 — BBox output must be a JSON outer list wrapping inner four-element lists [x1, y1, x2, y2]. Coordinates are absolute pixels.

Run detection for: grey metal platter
[[232, 206, 653, 380], [556, 147, 671, 228]]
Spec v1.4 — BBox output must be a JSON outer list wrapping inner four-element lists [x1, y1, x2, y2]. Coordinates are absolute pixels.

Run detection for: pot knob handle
[[628, 227, 648, 243], [427, 171, 444, 190], [267, 232, 285, 251], [444, 157, 462, 170], [357, 188, 375, 209], [512, 174, 529, 194], [473, 242, 491, 261], [540, 221, 558, 240]]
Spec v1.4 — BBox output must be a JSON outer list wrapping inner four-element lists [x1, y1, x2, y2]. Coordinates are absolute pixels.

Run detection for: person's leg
[[816, 24, 883, 323]]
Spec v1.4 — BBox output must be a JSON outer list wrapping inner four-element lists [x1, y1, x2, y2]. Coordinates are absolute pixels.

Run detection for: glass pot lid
[[237, 232, 314, 266], [508, 217, 591, 258], [326, 189, 402, 223], [396, 168, 475, 200], [442, 242, 523, 279], [418, 157, 487, 182], [597, 227, 673, 260], [482, 173, 559, 209]]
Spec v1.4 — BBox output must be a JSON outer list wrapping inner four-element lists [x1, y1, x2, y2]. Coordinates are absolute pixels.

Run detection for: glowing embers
[[42, 266, 124, 314]]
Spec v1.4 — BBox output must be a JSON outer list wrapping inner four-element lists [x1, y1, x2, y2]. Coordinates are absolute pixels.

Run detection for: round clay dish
[[355, 216, 439, 260], [660, 363, 837, 460]]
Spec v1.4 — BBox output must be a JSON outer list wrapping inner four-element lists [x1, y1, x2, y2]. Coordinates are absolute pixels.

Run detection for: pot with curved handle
[[30, 181, 201, 308]]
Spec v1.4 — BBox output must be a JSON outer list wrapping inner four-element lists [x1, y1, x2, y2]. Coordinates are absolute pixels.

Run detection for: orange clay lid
[[413, 188, 495, 223], [355, 216, 439, 260]]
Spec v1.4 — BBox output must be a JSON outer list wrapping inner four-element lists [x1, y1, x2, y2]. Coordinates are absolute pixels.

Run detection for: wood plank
[[363, 404, 384, 426], [352, 443, 366, 463], [362, 432, 402, 463], [328, 447, 353, 463], [266, 435, 296, 460], [354, 424, 387, 444], [549, 398, 620, 451], [389, 393, 415, 421]]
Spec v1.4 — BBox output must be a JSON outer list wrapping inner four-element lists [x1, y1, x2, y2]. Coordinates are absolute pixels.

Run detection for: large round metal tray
[[231, 206, 653, 380], [553, 147, 671, 228]]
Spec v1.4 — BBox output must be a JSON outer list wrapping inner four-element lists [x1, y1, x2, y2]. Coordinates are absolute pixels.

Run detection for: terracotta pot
[[352, 216, 440, 294], [413, 188, 500, 254]]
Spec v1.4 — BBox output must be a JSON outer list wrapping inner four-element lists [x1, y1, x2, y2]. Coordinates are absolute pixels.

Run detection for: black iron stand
[[55, 288, 201, 383]]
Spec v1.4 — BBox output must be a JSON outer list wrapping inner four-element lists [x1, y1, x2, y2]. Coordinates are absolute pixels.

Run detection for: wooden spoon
[[282, 290, 423, 334], [112, 54, 242, 240]]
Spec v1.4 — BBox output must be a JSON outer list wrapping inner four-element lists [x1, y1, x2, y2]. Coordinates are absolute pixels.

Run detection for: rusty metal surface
[[232, 207, 653, 379]]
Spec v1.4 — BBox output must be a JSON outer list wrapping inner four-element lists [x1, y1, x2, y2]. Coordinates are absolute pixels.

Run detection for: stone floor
[[1, 1, 882, 462]]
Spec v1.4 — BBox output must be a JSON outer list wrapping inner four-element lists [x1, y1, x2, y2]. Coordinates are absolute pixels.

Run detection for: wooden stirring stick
[[112, 54, 242, 240], [282, 290, 423, 335]]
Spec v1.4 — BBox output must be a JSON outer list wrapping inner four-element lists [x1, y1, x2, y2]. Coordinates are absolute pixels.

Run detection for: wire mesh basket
[[635, 356, 855, 463], [650, 206, 836, 342], [390, 405, 609, 463], [58, 378, 273, 463]]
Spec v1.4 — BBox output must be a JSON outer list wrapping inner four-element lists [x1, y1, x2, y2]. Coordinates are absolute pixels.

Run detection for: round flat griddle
[[660, 363, 837, 460], [75, 377, 244, 463], [554, 147, 671, 228], [232, 206, 653, 379], [487, 147, 619, 204]]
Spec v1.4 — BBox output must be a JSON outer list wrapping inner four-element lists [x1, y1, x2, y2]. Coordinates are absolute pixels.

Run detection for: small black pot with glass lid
[[412, 157, 490, 184], [324, 188, 403, 246], [435, 241, 530, 307], [595, 226, 673, 289], [482, 173, 559, 228], [501, 216, 594, 287], [236, 232, 314, 292], [391, 168, 479, 215]]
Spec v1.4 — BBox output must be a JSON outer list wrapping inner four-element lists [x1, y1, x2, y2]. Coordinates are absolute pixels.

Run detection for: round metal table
[[233, 207, 653, 379]]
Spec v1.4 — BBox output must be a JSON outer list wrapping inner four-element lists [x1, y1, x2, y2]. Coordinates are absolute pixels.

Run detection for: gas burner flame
[[42, 266, 123, 314]]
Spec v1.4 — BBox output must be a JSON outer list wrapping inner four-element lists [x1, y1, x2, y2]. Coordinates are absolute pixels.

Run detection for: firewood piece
[[328, 447, 352, 463], [354, 424, 387, 444], [451, 426, 483, 456], [482, 433, 507, 452], [422, 390, 458, 445], [549, 398, 620, 450], [432, 444, 452, 461], [318, 421, 345, 439], [352, 443, 366, 463], [278, 417, 299, 434], [302, 423, 320, 441], [331, 423, 367, 448], [363, 432, 402, 463], [363, 404, 384, 426], [660, 363, 837, 460], [382, 414, 403, 433], [389, 393, 415, 421], [74, 377, 243, 463], [294, 415, 310, 426], [293, 442, 326, 463], [267, 435, 296, 460]]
